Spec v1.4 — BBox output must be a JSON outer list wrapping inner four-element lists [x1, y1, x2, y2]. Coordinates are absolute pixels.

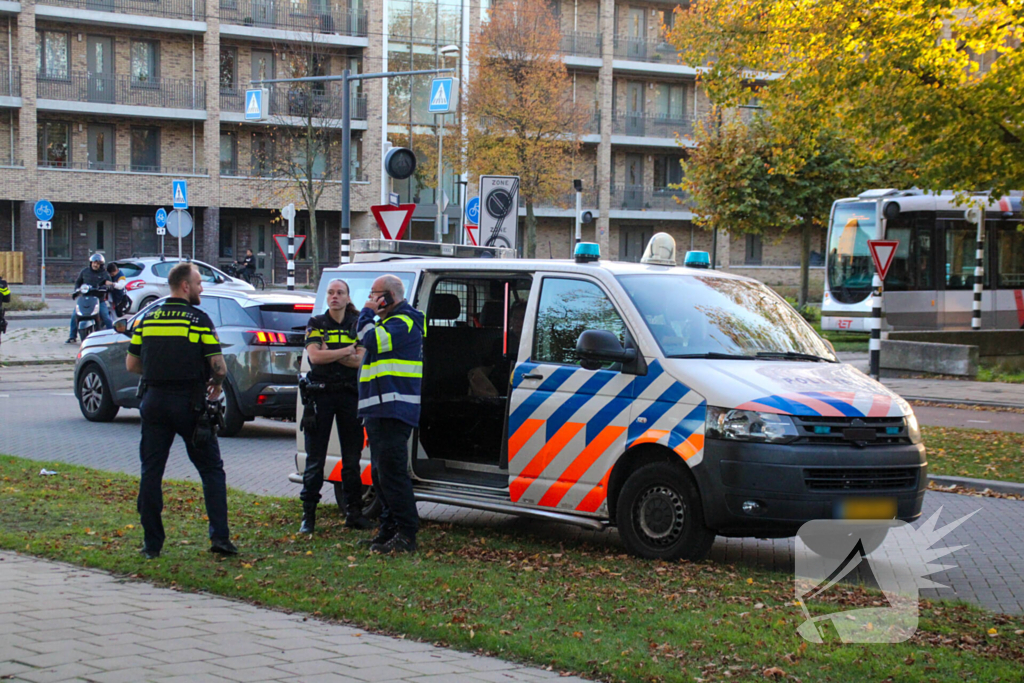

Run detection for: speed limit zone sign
[[478, 175, 519, 250]]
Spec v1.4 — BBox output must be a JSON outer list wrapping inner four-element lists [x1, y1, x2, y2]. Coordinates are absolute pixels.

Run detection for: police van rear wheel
[[617, 462, 715, 562], [332, 482, 381, 520], [78, 365, 119, 422]]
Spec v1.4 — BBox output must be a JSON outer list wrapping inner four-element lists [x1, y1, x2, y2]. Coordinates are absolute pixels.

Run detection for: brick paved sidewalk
[[0, 552, 591, 683]]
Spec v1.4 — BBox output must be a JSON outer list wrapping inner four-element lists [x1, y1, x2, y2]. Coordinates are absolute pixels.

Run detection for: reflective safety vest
[[356, 300, 425, 427]]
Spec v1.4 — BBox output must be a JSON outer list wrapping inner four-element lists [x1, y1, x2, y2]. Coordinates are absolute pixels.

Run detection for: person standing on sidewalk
[[0, 274, 10, 348], [126, 262, 237, 560], [298, 278, 371, 534], [357, 275, 424, 554]]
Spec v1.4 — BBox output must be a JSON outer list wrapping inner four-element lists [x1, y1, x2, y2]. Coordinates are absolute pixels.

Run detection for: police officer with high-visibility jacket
[[126, 262, 237, 560], [357, 275, 424, 554], [0, 275, 10, 346], [298, 278, 370, 534]]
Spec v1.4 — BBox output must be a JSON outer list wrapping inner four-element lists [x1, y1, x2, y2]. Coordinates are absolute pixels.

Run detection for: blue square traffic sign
[[34, 199, 54, 222], [245, 89, 265, 120], [428, 78, 454, 114], [172, 180, 188, 209]]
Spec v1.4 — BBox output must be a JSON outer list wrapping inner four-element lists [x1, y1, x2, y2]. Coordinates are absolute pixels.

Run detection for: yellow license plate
[[835, 497, 897, 520]]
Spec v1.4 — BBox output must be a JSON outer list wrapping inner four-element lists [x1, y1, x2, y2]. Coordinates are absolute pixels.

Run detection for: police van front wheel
[[616, 462, 715, 562]]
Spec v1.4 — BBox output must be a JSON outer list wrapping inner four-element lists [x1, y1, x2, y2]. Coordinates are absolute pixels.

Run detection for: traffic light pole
[[254, 67, 453, 265]]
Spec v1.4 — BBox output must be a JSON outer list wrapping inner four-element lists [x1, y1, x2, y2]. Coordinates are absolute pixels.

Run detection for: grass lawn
[[2, 455, 1023, 682], [4, 294, 47, 312], [977, 366, 1024, 384], [811, 323, 869, 353], [922, 426, 1024, 483]]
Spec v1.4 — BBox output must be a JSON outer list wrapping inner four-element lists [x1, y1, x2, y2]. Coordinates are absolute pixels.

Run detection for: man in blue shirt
[[357, 275, 424, 554]]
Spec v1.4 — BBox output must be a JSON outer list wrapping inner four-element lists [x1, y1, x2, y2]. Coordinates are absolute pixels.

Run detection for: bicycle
[[225, 263, 265, 290]]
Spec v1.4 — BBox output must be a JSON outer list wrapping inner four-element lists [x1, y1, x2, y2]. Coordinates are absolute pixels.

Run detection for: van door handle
[[520, 372, 544, 381]]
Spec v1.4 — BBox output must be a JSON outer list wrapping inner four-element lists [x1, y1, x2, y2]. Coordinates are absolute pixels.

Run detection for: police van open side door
[[507, 274, 645, 514]]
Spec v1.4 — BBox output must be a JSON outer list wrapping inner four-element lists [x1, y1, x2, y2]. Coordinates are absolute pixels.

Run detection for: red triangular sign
[[867, 239, 900, 281], [465, 223, 479, 246], [371, 204, 415, 240], [273, 234, 306, 262]]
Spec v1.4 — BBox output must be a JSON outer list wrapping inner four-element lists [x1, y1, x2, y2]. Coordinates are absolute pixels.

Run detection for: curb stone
[[928, 475, 1024, 497]]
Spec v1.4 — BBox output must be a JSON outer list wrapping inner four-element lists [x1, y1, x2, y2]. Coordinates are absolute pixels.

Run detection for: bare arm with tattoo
[[207, 353, 228, 400]]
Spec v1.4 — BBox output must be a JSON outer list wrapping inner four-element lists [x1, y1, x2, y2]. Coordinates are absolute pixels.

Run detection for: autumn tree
[[681, 113, 907, 305], [465, 0, 587, 257], [251, 32, 346, 279], [667, 0, 1024, 196]]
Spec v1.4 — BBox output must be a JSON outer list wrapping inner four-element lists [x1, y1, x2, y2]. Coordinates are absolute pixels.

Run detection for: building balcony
[[0, 66, 20, 105], [221, 166, 365, 182], [609, 111, 696, 146], [611, 184, 689, 213], [560, 31, 602, 62], [37, 72, 206, 119], [612, 36, 698, 76], [36, 0, 207, 32], [220, 0, 368, 45], [39, 161, 208, 176], [220, 86, 366, 126]]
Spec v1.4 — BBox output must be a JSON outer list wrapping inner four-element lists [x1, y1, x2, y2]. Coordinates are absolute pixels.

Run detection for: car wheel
[[333, 481, 382, 520], [616, 462, 715, 562], [78, 365, 119, 422], [138, 296, 158, 311], [221, 383, 246, 437]]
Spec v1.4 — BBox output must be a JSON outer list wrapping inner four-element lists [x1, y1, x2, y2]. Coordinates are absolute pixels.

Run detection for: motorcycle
[[73, 284, 110, 340]]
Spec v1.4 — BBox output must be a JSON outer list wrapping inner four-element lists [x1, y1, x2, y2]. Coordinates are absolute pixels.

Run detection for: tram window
[[884, 221, 933, 292], [998, 227, 1024, 289], [885, 227, 913, 291], [943, 223, 979, 290]]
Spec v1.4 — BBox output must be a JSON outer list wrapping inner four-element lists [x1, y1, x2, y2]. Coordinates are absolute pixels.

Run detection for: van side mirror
[[215, 275, 225, 284], [576, 330, 636, 371], [114, 319, 130, 337]]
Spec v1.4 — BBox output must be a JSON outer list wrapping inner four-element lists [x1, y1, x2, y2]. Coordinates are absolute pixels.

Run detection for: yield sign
[[465, 223, 479, 246], [273, 234, 306, 262], [371, 203, 415, 240], [868, 239, 900, 281]]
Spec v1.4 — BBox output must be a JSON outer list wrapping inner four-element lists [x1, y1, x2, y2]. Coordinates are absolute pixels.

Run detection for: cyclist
[[239, 249, 256, 283]]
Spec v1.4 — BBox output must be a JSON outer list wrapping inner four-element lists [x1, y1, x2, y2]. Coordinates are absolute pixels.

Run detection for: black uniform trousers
[[138, 386, 231, 552], [301, 389, 364, 511], [364, 417, 419, 539]]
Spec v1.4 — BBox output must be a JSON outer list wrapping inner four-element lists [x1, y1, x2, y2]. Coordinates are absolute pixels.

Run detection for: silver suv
[[113, 257, 254, 314], [74, 289, 314, 436]]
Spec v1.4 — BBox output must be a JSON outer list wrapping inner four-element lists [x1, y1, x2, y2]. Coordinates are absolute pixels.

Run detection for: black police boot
[[358, 526, 396, 547], [344, 501, 373, 530], [299, 505, 316, 535], [370, 533, 417, 555], [209, 538, 239, 555]]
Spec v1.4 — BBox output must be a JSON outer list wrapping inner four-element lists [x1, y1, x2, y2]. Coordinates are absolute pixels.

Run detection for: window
[[658, 9, 674, 36], [654, 83, 686, 119], [653, 155, 683, 188], [220, 131, 237, 175], [132, 216, 158, 255], [131, 127, 160, 172], [219, 217, 236, 258], [36, 31, 69, 79], [46, 213, 71, 259], [294, 216, 327, 261], [534, 278, 628, 366], [943, 222, 984, 290], [219, 47, 237, 92], [251, 132, 274, 176], [883, 219, 934, 292], [998, 225, 1024, 288], [131, 41, 159, 85], [744, 234, 763, 265], [195, 297, 224, 327], [114, 262, 144, 277], [37, 122, 70, 167], [351, 136, 362, 180]]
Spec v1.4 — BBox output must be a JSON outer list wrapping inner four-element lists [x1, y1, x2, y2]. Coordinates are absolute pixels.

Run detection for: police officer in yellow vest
[[299, 278, 371, 534], [0, 275, 10, 345]]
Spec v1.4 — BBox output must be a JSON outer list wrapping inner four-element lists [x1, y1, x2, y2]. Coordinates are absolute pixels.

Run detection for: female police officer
[[299, 278, 370, 533]]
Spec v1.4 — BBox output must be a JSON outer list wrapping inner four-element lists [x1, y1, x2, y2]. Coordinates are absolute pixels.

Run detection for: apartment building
[[0, 0, 817, 294]]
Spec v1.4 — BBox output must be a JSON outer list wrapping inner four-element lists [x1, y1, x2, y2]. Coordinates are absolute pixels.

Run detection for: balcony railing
[[37, 72, 206, 110], [221, 86, 365, 120], [611, 184, 688, 211], [559, 31, 602, 59], [611, 111, 695, 138], [223, 165, 364, 182], [539, 187, 599, 210], [613, 36, 680, 64], [220, 0, 368, 37], [39, 161, 207, 175], [38, 0, 206, 20], [0, 67, 20, 98]]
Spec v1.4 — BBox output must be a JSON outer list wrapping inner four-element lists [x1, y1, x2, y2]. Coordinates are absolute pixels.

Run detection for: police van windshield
[[617, 274, 836, 361]]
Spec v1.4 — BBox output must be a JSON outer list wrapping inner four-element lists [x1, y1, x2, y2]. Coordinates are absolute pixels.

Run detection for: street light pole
[[435, 112, 444, 243]]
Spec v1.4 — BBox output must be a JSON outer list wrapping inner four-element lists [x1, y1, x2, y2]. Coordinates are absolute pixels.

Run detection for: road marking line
[[967, 420, 991, 424], [52, 392, 76, 397]]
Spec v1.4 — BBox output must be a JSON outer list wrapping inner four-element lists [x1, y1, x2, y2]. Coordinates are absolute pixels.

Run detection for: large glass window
[[619, 274, 836, 360], [220, 47, 237, 91], [534, 278, 628, 366], [36, 31, 69, 79], [219, 217, 236, 258], [654, 83, 686, 119], [131, 41, 159, 85], [826, 201, 875, 303], [653, 155, 683, 188], [883, 219, 934, 292], [220, 131, 237, 175], [46, 213, 71, 259], [132, 216, 158, 255], [251, 132, 274, 176], [131, 127, 160, 172], [997, 225, 1024, 288], [943, 221, 980, 290], [37, 122, 70, 167]]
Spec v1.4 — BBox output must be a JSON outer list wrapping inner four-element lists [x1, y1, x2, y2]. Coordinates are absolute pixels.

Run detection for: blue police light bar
[[574, 242, 600, 263], [684, 250, 711, 268]]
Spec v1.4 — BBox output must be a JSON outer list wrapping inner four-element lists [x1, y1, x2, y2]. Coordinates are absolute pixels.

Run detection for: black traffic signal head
[[384, 147, 417, 180]]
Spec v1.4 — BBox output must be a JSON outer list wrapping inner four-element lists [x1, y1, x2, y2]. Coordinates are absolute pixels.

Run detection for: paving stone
[[14, 662, 102, 683]]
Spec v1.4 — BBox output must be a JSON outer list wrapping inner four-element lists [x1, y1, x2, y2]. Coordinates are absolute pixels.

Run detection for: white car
[[113, 257, 255, 313]]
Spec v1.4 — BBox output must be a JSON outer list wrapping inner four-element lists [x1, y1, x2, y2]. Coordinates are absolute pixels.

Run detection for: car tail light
[[248, 330, 288, 345], [293, 303, 314, 311], [257, 394, 268, 405], [126, 280, 145, 291]]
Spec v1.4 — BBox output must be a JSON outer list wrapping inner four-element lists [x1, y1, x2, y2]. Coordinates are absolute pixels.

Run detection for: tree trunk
[[309, 207, 320, 284], [799, 219, 811, 307], [525, 200, 537, 259]]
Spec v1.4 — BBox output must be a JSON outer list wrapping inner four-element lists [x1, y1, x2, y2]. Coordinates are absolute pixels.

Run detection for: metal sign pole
[[40, 227, 46, 304], [341, 68, 351, 265], [435, 112, 444, 243], [176, 209, 183, 261], [973, 210, 984, 331], [287, 214, 295, 291], [575, 190, 582, 245], [870, 274, 883, 380]]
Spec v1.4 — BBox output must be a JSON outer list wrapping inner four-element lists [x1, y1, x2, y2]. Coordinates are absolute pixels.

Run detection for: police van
[[290, 235, 926, 561]]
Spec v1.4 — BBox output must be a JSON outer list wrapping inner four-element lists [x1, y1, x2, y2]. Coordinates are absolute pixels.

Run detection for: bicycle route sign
[[478, 176, 519, 250]]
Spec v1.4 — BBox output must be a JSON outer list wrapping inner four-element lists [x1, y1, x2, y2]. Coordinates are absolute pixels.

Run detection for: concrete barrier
[[888, 330, 1024, 368], [880, 340, 979, 377]]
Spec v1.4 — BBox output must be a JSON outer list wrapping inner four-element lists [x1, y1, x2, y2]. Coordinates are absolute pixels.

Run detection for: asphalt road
[[2, 364, 1024, 614]]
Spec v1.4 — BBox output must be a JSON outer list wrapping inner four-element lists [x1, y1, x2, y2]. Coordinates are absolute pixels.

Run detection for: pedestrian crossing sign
[[428, 78, 454, 114], [172, 180, 188, 209], [245, 88, 268, 120]]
